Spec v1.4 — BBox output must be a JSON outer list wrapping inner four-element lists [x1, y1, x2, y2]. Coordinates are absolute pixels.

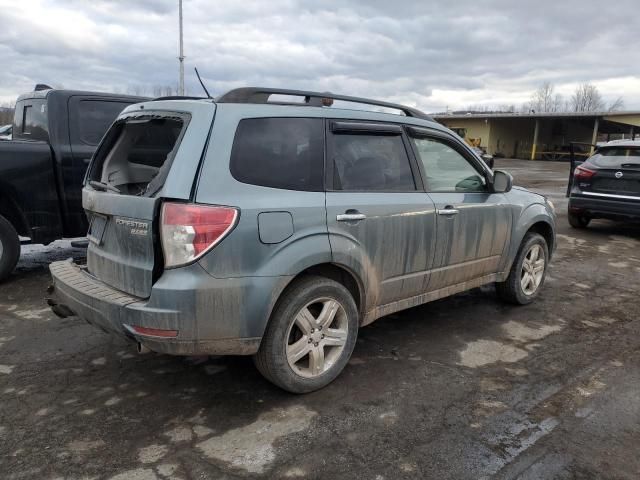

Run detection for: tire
[[496, 232, 549, 305], [254, 275, 359, 393], [568, 212, 590, 229], [0, 214, 20, 283]]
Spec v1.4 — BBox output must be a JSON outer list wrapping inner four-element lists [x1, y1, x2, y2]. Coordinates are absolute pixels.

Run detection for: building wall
[[436, 113, 639, 160], [487, 118, 535, 159], [437, 118, 491, 149]]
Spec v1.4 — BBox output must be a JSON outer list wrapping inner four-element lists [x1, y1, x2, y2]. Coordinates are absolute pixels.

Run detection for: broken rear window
[[88, 114, 188, 196]]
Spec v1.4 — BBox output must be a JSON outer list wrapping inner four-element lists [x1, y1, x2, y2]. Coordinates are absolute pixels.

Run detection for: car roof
[[16, 89, 147, 103], [601, 139, 640, 149], [145, 87, 446, 131]]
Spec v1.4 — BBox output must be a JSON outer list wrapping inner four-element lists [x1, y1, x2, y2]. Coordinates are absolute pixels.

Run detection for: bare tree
[[608, 97, 624, 112], [127, 85, 148, 96], [0, 102, 15, 125], [570, 83, 605, 112], [529, 82, 559, 113]]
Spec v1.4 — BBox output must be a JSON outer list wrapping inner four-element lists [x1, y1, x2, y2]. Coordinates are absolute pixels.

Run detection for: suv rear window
[[591, 147, 640, 167], [89, 115, 187, 196], [230, 118, 324, 191]]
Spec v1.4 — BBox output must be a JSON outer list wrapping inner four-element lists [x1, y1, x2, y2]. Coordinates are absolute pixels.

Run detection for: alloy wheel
[[285, 297, 349, 378], [520, 244, 545, 295]]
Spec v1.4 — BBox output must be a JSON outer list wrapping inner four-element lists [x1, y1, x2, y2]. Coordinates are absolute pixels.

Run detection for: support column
[[530, 119, 539, 160], [590, 118, 599, 155], [631, 126, 635, 140]]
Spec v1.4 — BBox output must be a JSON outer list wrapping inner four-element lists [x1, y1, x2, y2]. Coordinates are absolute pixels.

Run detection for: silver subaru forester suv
[[48, 88, 556, 393]]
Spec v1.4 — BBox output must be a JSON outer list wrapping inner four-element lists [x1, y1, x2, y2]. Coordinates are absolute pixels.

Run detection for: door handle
[[337, 213, 366, 222], [437, 206, 459, 216]]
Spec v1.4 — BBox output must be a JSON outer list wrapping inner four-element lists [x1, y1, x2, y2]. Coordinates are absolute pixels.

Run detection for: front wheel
[[496, 232, 549, 305], [0, 214, 20, 283], [254, 276, 359, 393]]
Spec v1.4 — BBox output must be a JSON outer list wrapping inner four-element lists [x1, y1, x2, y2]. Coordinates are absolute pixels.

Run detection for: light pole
[[178, 0, 185, 95]]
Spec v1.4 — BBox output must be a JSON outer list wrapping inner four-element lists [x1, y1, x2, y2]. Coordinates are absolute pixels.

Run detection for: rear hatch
[[83, 101, 215, 298], [589, 146, 640, 198]]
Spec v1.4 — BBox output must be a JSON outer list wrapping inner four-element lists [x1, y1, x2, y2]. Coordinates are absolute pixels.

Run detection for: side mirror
[[491, 170, 513, 193]]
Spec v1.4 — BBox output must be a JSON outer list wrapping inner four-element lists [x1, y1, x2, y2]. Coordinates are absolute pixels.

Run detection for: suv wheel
[[254, 275, 358, 393], [568, 212, 590, 229], [0, 214, 20, 283], [496, 232, 548, 305]]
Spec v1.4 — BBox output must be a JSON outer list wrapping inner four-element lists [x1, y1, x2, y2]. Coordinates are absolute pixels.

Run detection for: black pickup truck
[[0, 87, 144, 281]]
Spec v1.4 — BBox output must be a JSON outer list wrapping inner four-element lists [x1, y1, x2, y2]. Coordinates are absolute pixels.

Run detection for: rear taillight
[[161, 203, 238, 268], [574, 165, 596, 181]]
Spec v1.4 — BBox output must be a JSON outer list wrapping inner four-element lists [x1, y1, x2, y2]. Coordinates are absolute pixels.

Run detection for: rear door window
[[230, 118, 324, 191], [329, 127, 416, 191], [89, 114, 188, 196]]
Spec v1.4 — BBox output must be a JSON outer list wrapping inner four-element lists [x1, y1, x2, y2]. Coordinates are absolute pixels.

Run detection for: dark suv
[[568, 140, 640, 227], [48, 88, 556, 393]]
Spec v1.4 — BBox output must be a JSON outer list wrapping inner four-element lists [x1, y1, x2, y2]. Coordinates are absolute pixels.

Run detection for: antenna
[[194, 68, 212, 99], [178, 0, 185, 95]]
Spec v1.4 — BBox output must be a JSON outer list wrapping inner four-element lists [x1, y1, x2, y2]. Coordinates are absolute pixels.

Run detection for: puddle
[[138, 444, 168, 464], [110, 468, 158, 480], [163, 426, 193, 443], [458, 340, 528, 368], [197, 405, 317, 473], [502, 321, 563, 343]]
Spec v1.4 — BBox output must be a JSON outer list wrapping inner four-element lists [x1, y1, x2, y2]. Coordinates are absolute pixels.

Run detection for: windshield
[[590, 147, 640, 168]]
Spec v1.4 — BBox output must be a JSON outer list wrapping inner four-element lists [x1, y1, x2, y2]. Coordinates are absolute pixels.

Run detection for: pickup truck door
[[325, 121, 437, 309], [407, 129, 511, 291], [66, 96, 137, 236]]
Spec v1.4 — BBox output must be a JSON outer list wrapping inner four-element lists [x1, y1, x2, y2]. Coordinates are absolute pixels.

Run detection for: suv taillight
[[574, 165, 596, 181], [161, 203, 238, 268]]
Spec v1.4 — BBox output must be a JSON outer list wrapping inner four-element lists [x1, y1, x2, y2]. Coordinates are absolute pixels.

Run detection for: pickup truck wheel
[[496, 232, 549, 305], [568, 212, 590, 229], [254, 275, 358, 393], [0, 214, 20, 282]]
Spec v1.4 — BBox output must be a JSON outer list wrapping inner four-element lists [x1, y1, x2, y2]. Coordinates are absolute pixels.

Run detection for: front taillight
[[574, 165, 596, 181], [161, 203, 238, 268]]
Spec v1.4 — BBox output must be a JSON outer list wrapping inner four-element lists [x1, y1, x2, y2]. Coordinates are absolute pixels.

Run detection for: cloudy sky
[[1, 0, 639, 111]]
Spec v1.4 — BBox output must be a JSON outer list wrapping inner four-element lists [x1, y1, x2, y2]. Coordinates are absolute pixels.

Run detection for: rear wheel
[[0, 214, 20, 282], [568, 212, 590, 229], [496, 232, 549, 305], [254, 276, 358, 393]]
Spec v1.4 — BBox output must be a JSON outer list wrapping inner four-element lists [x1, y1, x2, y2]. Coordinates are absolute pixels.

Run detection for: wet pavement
[[1, 159, 639, 479]]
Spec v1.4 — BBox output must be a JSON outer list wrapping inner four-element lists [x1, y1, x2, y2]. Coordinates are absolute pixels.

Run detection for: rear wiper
[[89, 180, 121, 194]]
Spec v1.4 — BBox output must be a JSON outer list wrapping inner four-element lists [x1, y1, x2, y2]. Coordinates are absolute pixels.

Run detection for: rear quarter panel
[[193, 105, 332, 278]]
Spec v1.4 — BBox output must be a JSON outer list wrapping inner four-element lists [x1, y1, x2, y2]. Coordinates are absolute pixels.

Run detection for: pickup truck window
[[89, 115, 186, 196], [15, 99, 48, 141], [78, 100, 131, 145]]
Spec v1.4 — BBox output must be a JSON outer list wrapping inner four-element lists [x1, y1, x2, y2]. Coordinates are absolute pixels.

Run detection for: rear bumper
[[569, 193, 640, 221], [49, 259, 291, 355]]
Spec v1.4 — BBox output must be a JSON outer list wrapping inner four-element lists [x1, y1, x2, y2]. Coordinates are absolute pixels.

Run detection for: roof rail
[[216, 87, 432, 120], [151, 95, 208, 101]]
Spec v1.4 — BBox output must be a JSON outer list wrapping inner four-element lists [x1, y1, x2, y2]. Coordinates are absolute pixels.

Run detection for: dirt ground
[[1, 159, 639, 480]]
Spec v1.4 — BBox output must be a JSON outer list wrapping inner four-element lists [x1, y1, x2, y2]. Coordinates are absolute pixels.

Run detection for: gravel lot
[[1, 159, 639, 480]]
